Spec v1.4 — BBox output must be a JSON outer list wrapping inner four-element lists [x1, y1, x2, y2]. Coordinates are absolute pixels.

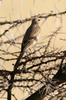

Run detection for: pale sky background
[[0, 0, 66, 100], [0, 0, 66, 48]]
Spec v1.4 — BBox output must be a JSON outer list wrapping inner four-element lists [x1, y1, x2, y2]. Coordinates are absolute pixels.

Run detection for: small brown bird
[[21, 18, 41, 52], [14, 17, 41, 68]]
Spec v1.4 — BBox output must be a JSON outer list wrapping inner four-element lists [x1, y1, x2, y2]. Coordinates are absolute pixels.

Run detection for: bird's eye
[[38, 19, 40, 21]]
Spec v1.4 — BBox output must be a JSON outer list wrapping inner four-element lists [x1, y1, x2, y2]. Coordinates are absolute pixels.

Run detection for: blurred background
[[0, 0, 66, 100]]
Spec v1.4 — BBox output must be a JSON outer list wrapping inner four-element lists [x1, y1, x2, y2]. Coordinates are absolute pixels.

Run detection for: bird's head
[[32, 17, 41, 24]]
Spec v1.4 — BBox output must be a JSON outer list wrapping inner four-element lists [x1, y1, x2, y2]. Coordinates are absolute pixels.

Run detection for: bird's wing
[[21, 25, 32, 51], [23, 25, 32, 41]]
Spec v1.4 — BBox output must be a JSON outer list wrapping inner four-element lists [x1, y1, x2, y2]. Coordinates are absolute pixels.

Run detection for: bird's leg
[[29, 48, 34, 64], [33, 47, 41, 66]]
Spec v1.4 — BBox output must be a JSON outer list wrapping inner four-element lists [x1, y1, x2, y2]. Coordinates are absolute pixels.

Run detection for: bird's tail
[[14, 51, 24, 69]]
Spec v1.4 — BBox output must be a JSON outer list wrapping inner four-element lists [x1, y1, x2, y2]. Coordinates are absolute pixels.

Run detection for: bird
[[14, 17, 41, 68]]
